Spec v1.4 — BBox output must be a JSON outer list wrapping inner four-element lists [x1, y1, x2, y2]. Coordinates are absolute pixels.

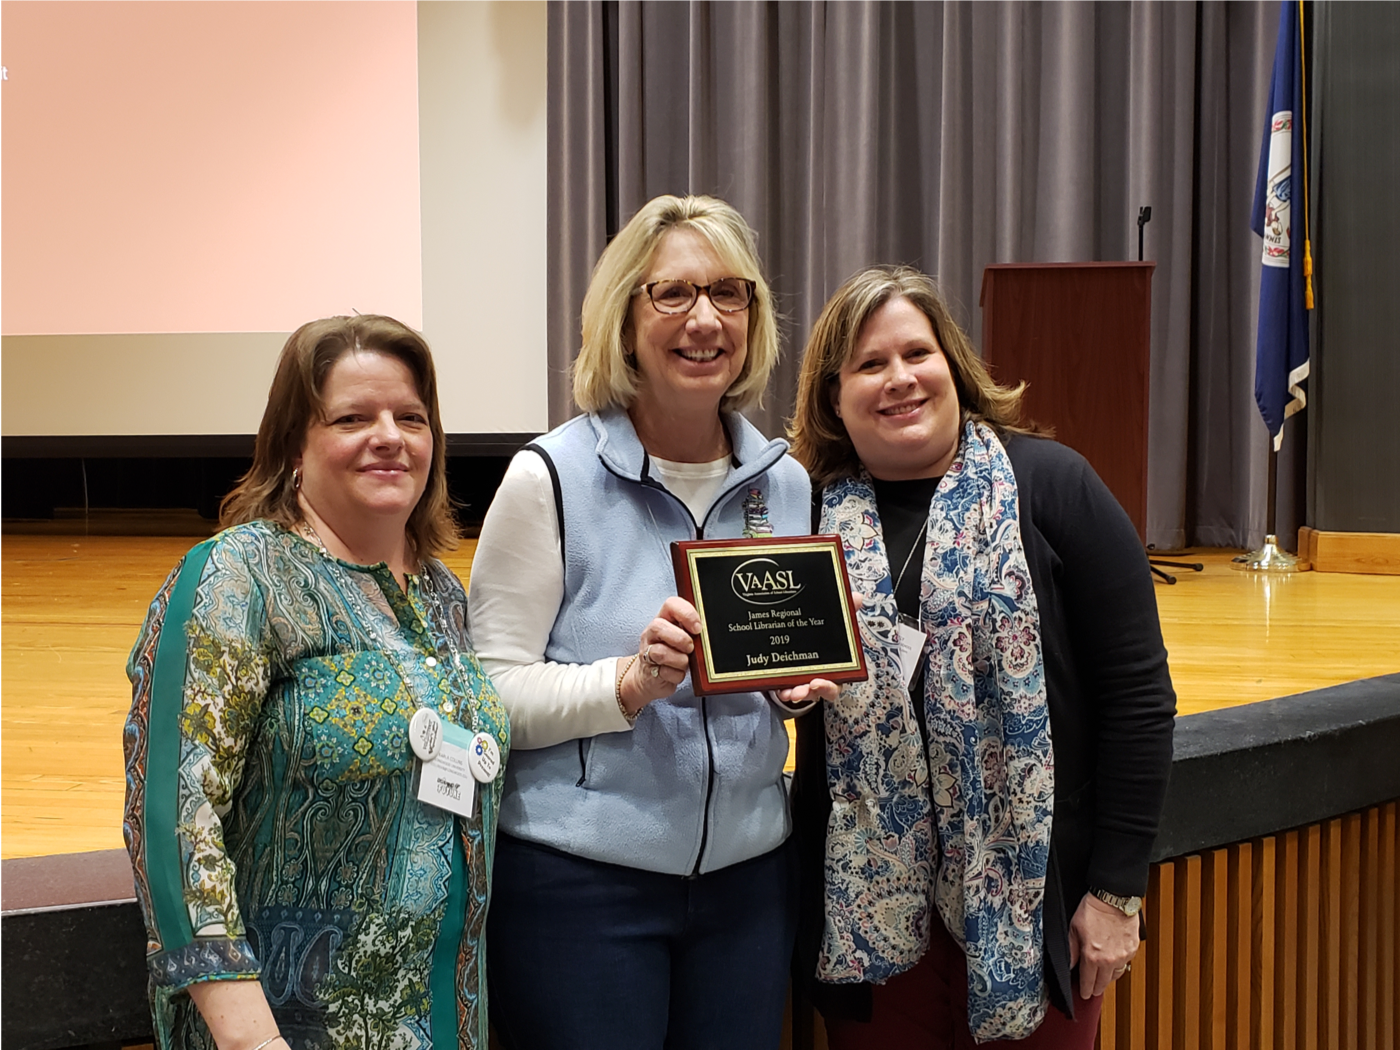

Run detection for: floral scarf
[[817, 420, 1054, 1042]]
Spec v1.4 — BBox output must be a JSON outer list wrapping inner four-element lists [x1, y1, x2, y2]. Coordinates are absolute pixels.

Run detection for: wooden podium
[[979, 262, 1154, 541]]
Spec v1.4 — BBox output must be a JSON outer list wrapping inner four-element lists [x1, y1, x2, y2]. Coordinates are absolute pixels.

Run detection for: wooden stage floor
[[4, 535, 1398, 860]]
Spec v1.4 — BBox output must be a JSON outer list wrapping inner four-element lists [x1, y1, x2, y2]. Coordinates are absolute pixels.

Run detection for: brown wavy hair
[[789, 265, 1046, 487], [220, 315, 458, 556]]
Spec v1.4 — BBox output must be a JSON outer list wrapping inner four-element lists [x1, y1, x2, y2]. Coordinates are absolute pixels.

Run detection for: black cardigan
[[792, 434, 1177, 1020]]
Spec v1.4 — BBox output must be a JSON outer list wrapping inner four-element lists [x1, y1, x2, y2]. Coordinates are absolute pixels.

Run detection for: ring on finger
[[639, 644, 661, 678]]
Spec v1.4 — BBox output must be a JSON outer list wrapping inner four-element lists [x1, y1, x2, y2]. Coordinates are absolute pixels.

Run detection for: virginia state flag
[[1250, 0, 1310, 451]]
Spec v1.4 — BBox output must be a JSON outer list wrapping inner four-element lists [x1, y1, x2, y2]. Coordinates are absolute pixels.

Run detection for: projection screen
[[1, 0, 547, 441]]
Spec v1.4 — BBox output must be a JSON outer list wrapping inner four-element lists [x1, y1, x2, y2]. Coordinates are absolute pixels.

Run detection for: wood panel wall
[[1097, 800, 1399, 1050]]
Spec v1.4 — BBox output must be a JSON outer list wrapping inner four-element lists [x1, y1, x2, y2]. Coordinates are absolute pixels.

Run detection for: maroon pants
[[824, 917, 1103, 1050]]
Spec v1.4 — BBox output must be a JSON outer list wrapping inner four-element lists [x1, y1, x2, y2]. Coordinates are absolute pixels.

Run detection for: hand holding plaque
[[670, 535, 868, 695], [617, 596, 702, 722]]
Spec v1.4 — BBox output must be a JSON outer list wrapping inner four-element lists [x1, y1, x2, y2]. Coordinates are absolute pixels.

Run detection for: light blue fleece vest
[[497, 408, 812, 875]]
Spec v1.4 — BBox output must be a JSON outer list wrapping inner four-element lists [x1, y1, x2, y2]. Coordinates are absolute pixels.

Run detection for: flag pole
[[1243, 0, 1304, 576], [1241, 446, 1300, 571]]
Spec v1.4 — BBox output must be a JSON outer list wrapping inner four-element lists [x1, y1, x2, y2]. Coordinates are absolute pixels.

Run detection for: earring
[[292, 467, 302, 492]]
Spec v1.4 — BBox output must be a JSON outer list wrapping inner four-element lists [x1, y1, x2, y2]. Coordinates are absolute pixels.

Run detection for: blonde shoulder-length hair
[[572, 194, 780, 415], [220, 315, 458, 557], [789, 265, 1045, 488]]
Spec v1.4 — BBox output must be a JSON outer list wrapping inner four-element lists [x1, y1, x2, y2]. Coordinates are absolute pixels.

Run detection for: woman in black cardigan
[[787, 266, 1176, 1048]]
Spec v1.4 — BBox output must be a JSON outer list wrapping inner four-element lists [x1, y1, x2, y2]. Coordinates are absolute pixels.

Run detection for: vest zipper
[[692, 696, 717, 877], [603, 453, 778, 876], [627, 461, 718, 875]]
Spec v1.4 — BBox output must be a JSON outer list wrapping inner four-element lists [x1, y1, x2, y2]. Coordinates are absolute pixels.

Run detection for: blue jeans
[[487, 833, 797, 1050]]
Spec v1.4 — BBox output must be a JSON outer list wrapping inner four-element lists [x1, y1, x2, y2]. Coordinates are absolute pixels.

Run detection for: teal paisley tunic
[[122, 521, 509, 1050]]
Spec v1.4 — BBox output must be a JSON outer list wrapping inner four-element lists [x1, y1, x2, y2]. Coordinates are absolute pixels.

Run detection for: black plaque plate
[[670, 535, 867, 695]]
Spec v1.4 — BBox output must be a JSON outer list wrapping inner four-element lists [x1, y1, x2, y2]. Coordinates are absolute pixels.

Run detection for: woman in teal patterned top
[[123, 315, 509, 1050]]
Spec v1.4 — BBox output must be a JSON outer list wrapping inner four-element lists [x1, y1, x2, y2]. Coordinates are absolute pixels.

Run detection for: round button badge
[[409, 707, 443, 762], [468, 731, 501, 784]]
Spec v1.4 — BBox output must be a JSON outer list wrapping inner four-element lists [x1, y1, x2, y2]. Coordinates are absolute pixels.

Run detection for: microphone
[[1137, 206, 1152, 262]]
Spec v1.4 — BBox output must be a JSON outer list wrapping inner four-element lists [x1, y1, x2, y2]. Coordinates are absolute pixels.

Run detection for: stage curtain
[[547, 1, 1284, 550]]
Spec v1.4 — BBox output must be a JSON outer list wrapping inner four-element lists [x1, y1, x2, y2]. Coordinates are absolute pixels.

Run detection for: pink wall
[[2, 1, 422, 335]]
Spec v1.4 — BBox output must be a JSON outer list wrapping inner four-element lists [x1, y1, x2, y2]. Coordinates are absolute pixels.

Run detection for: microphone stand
[[1138, 205, 1204, 585]]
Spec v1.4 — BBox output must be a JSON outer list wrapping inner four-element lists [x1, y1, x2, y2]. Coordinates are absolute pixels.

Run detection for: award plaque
[[671, 535, 867, 695]]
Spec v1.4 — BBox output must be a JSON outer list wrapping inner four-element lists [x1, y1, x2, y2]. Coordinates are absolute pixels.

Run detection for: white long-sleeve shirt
[[467, 450, 627, 749], [468, 449, 811, 750]]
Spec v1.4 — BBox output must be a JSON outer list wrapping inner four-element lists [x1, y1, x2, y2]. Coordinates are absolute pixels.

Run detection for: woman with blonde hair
[[788, 266, 1175, 1048], [124, 315, 508, 1050], [469, 194, 838, 1050]]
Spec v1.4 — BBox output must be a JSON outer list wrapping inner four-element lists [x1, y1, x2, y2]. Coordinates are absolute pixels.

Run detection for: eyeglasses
[[636, 278, 756, 315]]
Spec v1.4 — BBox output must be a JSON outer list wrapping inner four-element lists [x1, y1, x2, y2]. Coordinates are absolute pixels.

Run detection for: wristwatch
[[1089, 887, 1143, 917]]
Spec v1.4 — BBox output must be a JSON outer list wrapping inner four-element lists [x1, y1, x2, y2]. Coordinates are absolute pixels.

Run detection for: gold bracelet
[[616, 654, 640, 727]]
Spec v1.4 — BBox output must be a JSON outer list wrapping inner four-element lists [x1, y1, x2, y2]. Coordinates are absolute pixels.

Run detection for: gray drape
[[548, 1, 1284, 549]]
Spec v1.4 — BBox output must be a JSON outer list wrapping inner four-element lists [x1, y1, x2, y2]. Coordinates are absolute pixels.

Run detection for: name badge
[[409, 707, 443, 762], [415, 719, 476, 819], [468, 731, 501, 784], [895, 614, 927, 688]]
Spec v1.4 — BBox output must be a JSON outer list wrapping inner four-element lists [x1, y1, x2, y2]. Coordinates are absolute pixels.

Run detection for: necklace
[[298, 517, 418, 584], [298, 518, 330, 555], [893, 520, 929, 600]]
